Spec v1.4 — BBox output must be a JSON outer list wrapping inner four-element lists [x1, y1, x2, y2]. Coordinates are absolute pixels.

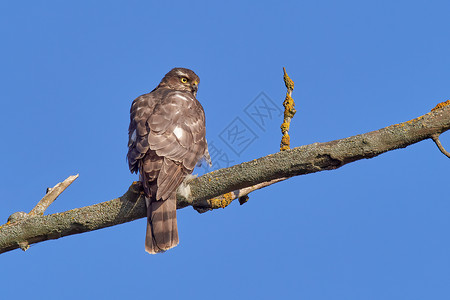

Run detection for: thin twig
[[193, 177, 288, 213], [431, 134, 450, 158], [29, 174, 79, 216], [280, 67, 296, 151]]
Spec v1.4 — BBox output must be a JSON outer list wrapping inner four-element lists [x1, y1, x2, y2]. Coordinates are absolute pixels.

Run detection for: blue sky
[[1, 1, 449, 299]]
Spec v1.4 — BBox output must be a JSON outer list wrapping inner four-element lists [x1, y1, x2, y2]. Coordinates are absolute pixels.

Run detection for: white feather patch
[[173, 126, 184, 139], [177, 174, 197, 200], [131, 130, 137, 142], [177, 184, 191, 200], [173, 93, 189, 101]]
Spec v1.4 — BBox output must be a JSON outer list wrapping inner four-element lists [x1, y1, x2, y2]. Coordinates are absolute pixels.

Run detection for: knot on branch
[[7, 212, 28, 224], [6, 212, 31, 251], [238, 195, 249, 205]]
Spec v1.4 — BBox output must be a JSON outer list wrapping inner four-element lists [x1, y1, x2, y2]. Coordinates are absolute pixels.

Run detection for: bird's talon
[[130, 181, 143, 195]]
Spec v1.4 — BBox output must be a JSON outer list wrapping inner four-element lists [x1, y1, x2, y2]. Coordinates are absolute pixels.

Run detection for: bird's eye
[[181, 77, 188, 83]]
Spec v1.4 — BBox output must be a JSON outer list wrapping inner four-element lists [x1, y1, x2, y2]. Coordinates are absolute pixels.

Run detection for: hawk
[[127, 68, 210, 254]]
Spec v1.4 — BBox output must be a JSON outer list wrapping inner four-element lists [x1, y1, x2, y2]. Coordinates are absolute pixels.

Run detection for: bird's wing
[[127, 93, 156, 174], [127, 89, 207, 200], [146, 91, 207, 200]]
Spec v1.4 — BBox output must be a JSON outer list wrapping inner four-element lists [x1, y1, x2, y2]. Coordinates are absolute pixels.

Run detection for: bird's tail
[[145, 194, 179, 254]]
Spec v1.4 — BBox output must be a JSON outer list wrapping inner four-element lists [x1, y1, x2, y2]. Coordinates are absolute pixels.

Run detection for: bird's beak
[[191, 81, 199, 93]]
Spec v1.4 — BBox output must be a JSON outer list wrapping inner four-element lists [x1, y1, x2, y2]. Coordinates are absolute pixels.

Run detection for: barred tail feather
[[145, 194, 179, 254]]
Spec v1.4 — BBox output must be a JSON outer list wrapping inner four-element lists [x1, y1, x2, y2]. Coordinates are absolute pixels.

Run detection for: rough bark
[[1, 103, 449, 254]]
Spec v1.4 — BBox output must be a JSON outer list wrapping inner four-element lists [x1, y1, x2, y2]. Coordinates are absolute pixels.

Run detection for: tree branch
[[1, 102, 449, 254], [431, 133, 450, 158], [29, 174, 79, 216]]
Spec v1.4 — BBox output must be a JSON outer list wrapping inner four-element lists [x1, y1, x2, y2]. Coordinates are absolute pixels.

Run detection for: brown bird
[[127, 68, 210, 254]]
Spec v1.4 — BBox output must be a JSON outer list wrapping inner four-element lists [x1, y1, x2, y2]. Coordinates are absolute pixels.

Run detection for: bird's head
[[159, 68, 200, 97]]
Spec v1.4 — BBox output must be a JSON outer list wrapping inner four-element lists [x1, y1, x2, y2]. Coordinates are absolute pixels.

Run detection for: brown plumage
[[127, 68, 209, 254]]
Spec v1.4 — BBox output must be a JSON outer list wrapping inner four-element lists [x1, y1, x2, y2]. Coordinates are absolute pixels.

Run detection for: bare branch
[[431, 134, 450, 158], [1, 104, 449, 254], [29, 174, 79, 216], [186, 104, 450, 207]]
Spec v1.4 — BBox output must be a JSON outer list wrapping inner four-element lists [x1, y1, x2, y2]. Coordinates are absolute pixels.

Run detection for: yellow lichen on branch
[[432, 100, 450, 112], [283, 67, 294, 90], [280, 67, 296, 151], [208, 192, 233, 209], [281, 134, 290, 146]]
